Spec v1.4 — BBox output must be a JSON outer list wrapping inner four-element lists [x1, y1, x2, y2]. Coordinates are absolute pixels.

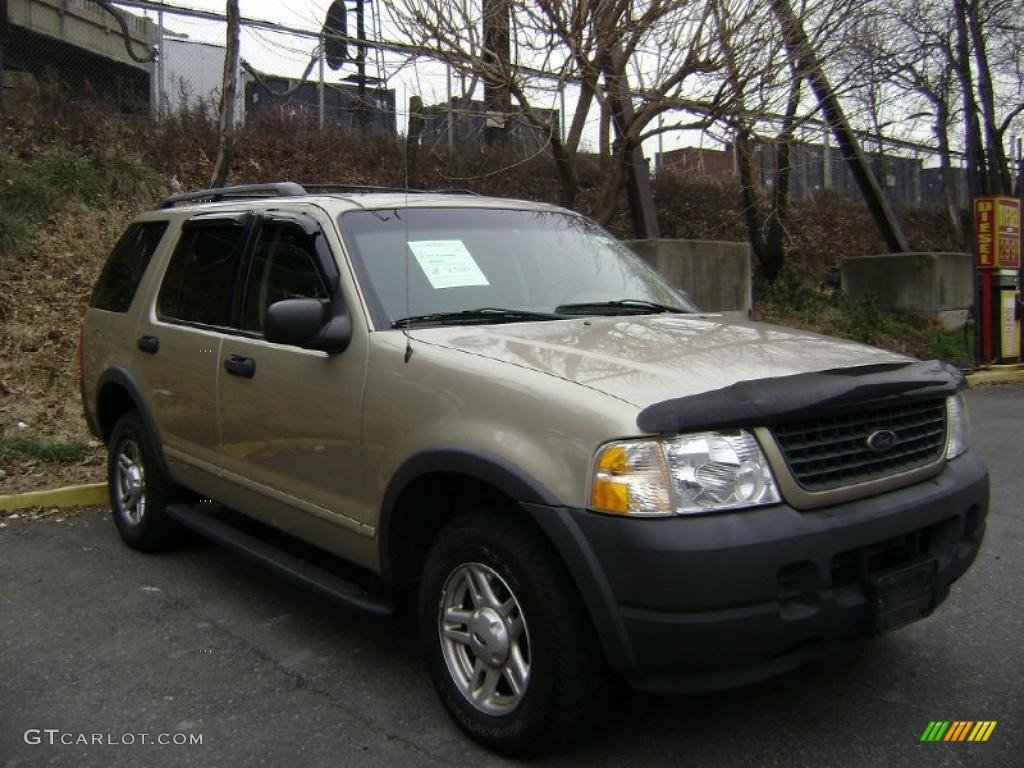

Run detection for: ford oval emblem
[[866, 429, 898, 453]]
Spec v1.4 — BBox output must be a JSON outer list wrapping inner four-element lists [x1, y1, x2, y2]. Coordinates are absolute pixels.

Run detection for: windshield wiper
[[553, 299, 692, 316], [391, 307, 565, 328]]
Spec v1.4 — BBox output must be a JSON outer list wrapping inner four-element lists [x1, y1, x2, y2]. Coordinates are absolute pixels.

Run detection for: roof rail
[[155, 182, 308, 209], [302, 183, 479, 196]]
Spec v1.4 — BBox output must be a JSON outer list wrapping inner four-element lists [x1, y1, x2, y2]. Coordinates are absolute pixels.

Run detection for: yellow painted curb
[[0, 483, 108, 512], [967, 365, 1024, 388]]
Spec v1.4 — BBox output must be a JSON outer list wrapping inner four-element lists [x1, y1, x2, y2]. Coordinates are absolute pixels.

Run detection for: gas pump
[[974, 196, 1021, 364]]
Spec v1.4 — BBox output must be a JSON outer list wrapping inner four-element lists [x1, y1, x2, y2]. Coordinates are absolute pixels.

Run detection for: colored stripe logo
[[920, 721, 997, 742]]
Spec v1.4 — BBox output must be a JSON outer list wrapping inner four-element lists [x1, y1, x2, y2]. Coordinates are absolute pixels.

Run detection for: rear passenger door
[[215, 210, 370, 534], [133, 212, 251, 496]]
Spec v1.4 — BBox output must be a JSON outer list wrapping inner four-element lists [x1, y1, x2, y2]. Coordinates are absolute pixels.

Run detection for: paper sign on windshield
[[409, 240, 490, 289]]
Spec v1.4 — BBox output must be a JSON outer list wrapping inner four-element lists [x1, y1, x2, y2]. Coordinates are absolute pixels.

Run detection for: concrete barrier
[[841, 252, 973, 329], [626, 239, 752, 313]]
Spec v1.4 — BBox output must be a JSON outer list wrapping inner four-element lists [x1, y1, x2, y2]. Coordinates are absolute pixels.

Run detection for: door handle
[[224, 354, 255, 378], [137, 335, 159, 354]]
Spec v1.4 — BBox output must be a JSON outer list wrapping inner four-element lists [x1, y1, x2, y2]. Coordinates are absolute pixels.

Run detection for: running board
[[166, 504, 394, 617]]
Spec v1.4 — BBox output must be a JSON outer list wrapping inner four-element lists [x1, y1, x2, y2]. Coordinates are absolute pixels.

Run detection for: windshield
[[339, 207, 697, 328]]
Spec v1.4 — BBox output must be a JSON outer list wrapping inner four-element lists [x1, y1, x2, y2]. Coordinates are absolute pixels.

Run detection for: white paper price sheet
[[408, 240, 490, 289]]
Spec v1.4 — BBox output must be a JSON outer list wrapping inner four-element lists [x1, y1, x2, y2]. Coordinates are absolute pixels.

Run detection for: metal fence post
[[156, 8, 164, 120], [446, 62, 454, 151], [822, 123, 831, 190]]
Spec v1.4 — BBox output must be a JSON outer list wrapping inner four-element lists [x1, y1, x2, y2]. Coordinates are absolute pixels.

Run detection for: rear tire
[[107, 411, 184, 552], [418, 509, 610, 756]]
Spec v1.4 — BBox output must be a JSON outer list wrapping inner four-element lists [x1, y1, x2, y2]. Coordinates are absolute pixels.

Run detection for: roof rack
[[154, 182, 479, 210], [155, 182, 307, 209], [301, 183, 478, 196]]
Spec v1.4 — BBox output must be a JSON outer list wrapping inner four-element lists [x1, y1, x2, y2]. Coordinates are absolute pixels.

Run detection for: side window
[[90, 221, 169, 312], [242, 221, 330, 334], [157, 222, 248, 327]]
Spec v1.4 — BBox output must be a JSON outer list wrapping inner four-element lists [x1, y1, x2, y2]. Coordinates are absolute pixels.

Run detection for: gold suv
[[81, 183, 989, 756]]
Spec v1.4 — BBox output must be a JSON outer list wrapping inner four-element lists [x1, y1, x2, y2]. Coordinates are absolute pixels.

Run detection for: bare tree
[[842, 1, 966, 238], [385, 0, 728, 232], [711, 0, 909, 279], [845, 0, 1023, 206], [962, 0, 1023, 195]]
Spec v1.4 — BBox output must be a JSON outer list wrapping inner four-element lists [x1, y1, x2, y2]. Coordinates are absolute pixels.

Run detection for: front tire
[[107, 411, 183, 552], [418, 510, 609, 756]]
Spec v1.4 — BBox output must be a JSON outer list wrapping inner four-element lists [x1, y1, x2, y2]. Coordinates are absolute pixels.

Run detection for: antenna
[[402, 111, 414, 364]]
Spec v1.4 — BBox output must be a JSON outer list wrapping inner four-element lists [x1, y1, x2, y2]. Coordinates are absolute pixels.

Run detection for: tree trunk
[[595, 159, 625, 226], [210, 0, 240, 188], [964, 0, 1011, 194], [550, 139, 581, 209], [598, 100, 610, 161], [600, 45, 659, 239], [565, 79, 594, 157], [762, 76, 801, 284], [735, 132, 768, 273], [951, 0, 987, 199], [406, 96, 423, 188]]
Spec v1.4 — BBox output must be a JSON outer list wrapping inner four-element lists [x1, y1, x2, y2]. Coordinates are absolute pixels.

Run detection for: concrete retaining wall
[[841, 252, 973, 328], [626, 239, 752, 313]]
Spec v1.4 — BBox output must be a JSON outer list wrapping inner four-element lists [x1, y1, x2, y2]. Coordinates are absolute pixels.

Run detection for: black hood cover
[[636, 360, 965, 434]]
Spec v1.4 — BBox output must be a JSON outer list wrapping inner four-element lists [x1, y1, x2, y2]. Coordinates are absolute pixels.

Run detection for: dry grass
[[0, 197, 140, 493]]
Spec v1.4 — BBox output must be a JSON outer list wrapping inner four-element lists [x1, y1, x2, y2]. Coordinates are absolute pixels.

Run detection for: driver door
[[215, 210, 370, 536]]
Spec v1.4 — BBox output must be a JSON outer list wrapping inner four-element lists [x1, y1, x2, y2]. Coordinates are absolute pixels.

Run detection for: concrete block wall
[[626, 239, 752, 313], [840, 252, 974, 329]]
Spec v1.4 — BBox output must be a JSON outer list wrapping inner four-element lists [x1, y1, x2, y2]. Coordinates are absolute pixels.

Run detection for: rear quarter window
[[90, 221, 169, 312]]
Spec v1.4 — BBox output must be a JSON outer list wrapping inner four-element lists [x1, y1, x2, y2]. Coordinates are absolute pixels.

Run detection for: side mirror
[[265, 299, 351, 354]]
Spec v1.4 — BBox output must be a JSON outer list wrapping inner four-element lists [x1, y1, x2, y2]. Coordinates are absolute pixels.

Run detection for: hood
[[410, 314, 911, 409]]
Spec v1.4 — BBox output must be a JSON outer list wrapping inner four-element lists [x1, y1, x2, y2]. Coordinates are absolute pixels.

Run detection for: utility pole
[[210, 0, 240, 187], [355, 0, 367, 132], [482, 0, 510, 146]]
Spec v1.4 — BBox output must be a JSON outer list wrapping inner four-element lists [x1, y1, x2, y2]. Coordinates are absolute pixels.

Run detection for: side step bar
[[166, 504, 394, 617]]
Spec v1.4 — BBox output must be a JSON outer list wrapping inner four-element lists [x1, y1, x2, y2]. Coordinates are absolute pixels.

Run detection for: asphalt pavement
[[2, 387, 1022, 767]]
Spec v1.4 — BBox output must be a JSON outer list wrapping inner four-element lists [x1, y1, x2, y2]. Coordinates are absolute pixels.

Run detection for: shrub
[[35, 148, 103, 202], [98, 149, 165, 203]]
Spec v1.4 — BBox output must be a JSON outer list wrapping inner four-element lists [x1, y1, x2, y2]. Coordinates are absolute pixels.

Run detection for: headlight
[[590, 430, 781, 517], [945, 393, 970, 459]]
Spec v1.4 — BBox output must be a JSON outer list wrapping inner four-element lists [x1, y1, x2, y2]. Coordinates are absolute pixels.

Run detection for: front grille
[[772, 399, 947, 491]]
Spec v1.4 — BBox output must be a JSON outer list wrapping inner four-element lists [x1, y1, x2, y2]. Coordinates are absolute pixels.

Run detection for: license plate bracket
[[868, 559, 938, 633]]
